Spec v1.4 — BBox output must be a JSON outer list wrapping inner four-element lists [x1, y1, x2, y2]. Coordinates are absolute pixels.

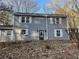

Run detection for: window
[[56, 30, 60, 36], [7, 30, 12, 36], [21, 30, 26, 34], [50, 18, 62, 24], [20, 16, 32, 23], [54, 29, 63, 37], [21, 29, 28, 35]]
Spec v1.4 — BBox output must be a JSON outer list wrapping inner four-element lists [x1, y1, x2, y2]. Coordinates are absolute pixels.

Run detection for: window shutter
[[50, 18, 53, 24], [0, 30, 1, 36], [55, 18, 57, 24], [11, 31, 13, 37], [60, 29, 63, 37], [54, 29, 57, 37], [19, 16, 22, 23], [4, 31, 7, 36], [29, 17, 32, 23], [59, 18, 62, 24], [26, 29, 29, 35]]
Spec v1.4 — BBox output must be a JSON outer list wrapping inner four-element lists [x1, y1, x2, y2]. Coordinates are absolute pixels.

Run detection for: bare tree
[[6, 0, 39, 13], [45, 0, 79, 13], [44, 0, 61, 14]]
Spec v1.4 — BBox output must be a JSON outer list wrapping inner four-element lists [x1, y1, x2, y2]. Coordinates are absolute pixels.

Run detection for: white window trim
[[11, 31, 13, 37], [25, 29, 29, 35], [54, 29, 63, 37], [0, 30, 1, 36], [59, 18, 62, 24], [4, 31, 7, 36], [25, 17, 28, 23], [19, 16, 22, 23], [29, 17, 32, 23], [50, 18, 53, 24]]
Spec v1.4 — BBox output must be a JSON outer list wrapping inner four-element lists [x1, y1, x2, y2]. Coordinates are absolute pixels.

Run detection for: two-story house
[[0, 0, 69, 41], [13, 12, 69, 41]]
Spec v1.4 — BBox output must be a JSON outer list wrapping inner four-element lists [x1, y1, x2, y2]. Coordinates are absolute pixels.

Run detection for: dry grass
[[0, 40, 78, 59]]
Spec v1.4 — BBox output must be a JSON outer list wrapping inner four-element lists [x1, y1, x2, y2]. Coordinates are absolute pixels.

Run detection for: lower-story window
[[0, 30, 12, 36], [54, 29, 63, 37], [21, 29, 28, 35], [7, 30, 12, 36]]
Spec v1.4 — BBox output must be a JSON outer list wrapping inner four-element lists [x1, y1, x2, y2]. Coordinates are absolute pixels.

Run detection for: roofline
[[14, 12, 67, 18]]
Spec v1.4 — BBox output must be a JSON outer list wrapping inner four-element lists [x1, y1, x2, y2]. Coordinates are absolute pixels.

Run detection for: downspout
[[13, 13, 15, 41], [45, 15, 49, 40]]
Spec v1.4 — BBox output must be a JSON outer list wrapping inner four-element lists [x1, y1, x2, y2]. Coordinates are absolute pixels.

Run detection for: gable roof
[[14, 12, 67, 18]]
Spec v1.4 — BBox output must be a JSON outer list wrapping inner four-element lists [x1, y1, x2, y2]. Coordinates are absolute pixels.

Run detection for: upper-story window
[[19, 16, 32, 23], [50, 17, 62, 24], [21, 17, 26, 23], [26, 17, 30, 23], [56, 18, 60, 24]]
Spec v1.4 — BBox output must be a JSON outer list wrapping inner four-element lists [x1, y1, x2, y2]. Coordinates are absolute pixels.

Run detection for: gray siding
[[14, 15, 69, 41]]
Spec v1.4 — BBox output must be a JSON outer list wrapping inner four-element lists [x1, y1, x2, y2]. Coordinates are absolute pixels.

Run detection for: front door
[[39, 30, 44, 40]]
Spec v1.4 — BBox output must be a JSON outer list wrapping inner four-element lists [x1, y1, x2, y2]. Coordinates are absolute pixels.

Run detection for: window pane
[[57, 30, 60, 36], [56, 18, 60, 24], [53, 18, 56, 24], [21, 30, 26, 34], [21, 17, 25, 23], [26, 17, 29, 23], [21, 29, 28, 35]]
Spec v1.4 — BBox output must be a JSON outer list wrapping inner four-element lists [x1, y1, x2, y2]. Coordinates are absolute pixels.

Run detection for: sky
[[36, 0, 48, 13], [36, 0, 66, 13]]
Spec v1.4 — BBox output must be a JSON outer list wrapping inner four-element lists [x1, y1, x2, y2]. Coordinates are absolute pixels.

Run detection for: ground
[[0, 40, 78, 59]]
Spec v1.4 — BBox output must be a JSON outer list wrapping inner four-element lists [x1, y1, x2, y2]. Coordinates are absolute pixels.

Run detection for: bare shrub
[[45, 44, 51, 49]]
